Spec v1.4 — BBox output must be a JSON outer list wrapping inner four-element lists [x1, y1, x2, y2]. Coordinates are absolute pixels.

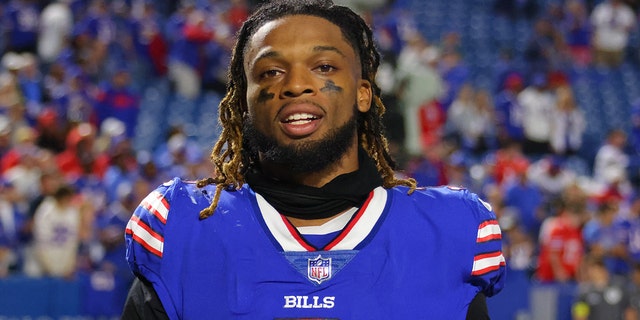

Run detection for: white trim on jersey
[[297, 207, 357, 235], [477, 220, 502, 243], [256, 187, 388, 252], [140, 191, 170, 224], [472, 251, 506, 276], [126, 215, 164, 257]]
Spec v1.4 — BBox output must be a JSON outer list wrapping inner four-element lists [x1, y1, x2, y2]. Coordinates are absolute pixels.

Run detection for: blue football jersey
[[126, 178, 506, 319]]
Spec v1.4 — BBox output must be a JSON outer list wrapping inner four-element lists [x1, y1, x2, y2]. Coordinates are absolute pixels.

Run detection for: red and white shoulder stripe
[[472, 251, 506, 276], [477, 220, 502, 243], [139, 191, 170, 224], [125, 189, 171, 258], [472, 219, 505, 276]]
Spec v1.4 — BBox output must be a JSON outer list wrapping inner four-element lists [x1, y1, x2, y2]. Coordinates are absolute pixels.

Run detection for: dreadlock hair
[[197, 0, 417, 219]]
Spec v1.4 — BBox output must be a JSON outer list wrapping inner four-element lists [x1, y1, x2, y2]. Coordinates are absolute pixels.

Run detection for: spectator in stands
[[583, 199, 631, 276], [445, 84, 475, 145], [135, 150, 168, 188], [42, 60, 67, 105], [536, 183, 588, 283], [630, 99, 640, 157], [97, 178, 149, 285], [572, 254, 635, 320], [561, 0, 592, 68], [0, 179, 23, 277], [166, 5, 215, 100], [16, 53, 43, 124], [503, 159, 545, 241], [32, 184, 81, 278], [38, 0, 74, 66], [500, 217, 536, 274], [102, 133, 137, 204], [72, 0, 117, 79], [94, 68, 139, 138], [489, 139, 530, 187], [518, 73, 555, 156], [628, 263, 640, 318], [129, 0, 168, 77], [524, 18, 567, 77], [472, 89, 498, 155], [34, 108, 67, 154], [86, 177, 148, 317], [445, 150, 475, 191], [56, 122, 110, 182], [0, 52, 26, 117], [1, 127, 44, 208], [629, 100, 640, 188], [0, 115, 11, 159], [406, 141, 449, 188], [19, 169, 63, 245], [593, 129, 632, 197], [624, 195, 640, 267], [528, 156, 578, 212], [494, 72, 526, 148], [437, 49, 470, 112], [418, 99, 446, 150], [446, 85, 496, 159], [395, 30, 443, 156], [59, 66, 96, 125], [2, 0, 40, 54], [153, 129, 204, 180], [550, 85, 586, 157], [590, 0, 636, 68]]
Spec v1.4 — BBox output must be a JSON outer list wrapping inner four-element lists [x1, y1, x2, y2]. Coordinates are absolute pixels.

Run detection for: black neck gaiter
[[245, 149, 383, 220]]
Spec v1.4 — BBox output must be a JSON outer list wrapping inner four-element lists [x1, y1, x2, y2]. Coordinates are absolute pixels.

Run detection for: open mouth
[[282, 113, 320, 125]]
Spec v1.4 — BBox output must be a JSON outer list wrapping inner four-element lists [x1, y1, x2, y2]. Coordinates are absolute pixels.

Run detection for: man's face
[[243, 15, 372, 172]]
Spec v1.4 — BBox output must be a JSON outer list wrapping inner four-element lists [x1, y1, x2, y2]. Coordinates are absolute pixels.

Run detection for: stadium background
[[0, 0, 639, 319]]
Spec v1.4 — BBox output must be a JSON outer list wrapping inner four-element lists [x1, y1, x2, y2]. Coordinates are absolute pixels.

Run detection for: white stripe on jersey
[[141, 191, 169, 224], [256, 187, 387, 252], [472, 252, 505, 276], [127, 216, 164, 257], [477, 220, 501, 242], [329, 187, 387, 250]]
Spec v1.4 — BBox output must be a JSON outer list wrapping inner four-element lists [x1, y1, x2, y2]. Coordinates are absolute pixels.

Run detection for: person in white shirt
[[33, 185, 81, 278], [590, 0, 636, 67], [518, 73, 555, 156]]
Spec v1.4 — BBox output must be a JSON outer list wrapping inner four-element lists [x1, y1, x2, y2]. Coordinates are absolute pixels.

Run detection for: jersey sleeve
[[463, 190, 506, 298], [125, 178, 179, 319]]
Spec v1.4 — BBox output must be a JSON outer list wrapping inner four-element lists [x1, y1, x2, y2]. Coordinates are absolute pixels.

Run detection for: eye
[[315, 64, 337, 74], [260, 69, 282, 79]]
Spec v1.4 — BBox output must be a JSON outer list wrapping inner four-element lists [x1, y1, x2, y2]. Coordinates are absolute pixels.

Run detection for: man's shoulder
[[156, 178, 255, 220], [125, 178, 256, 277], [389, 185, 495, 221], [391, 184, 477, 201]]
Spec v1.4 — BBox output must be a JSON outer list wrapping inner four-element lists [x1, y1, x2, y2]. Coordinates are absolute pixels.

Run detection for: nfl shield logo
[[308, 255, 332, 284]]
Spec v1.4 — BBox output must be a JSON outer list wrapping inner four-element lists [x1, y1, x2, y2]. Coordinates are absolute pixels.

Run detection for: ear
[[356, 79, 372, 113]]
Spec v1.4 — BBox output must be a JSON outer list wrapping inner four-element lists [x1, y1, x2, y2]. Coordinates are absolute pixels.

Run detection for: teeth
[[285, 113, 317, 123]]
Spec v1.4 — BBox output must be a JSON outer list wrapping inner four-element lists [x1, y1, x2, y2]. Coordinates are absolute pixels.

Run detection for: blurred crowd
[[0, 0, 640, 318]]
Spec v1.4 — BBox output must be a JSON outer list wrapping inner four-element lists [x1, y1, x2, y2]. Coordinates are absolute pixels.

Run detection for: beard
[[243, 108, 358, 174]]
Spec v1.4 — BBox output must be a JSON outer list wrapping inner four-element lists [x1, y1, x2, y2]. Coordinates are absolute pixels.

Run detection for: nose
[[281, 67, 315, 98]]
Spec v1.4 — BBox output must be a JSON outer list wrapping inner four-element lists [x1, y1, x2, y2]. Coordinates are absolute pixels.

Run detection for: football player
[[123, 0, 506, 318]]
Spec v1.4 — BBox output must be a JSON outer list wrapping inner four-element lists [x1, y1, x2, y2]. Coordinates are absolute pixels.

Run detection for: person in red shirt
[[55, 122, 110, 181], [536, 183, 588, 282]]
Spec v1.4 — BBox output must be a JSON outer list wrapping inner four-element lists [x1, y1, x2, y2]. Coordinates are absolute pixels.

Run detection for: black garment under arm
[[466, 292, 490, 319], [121, 277, 490, 319], [121, 277, 169, 320]]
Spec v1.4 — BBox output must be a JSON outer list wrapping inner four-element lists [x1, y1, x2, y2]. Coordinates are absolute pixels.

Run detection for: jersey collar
[[255, 186, 389, 251]]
